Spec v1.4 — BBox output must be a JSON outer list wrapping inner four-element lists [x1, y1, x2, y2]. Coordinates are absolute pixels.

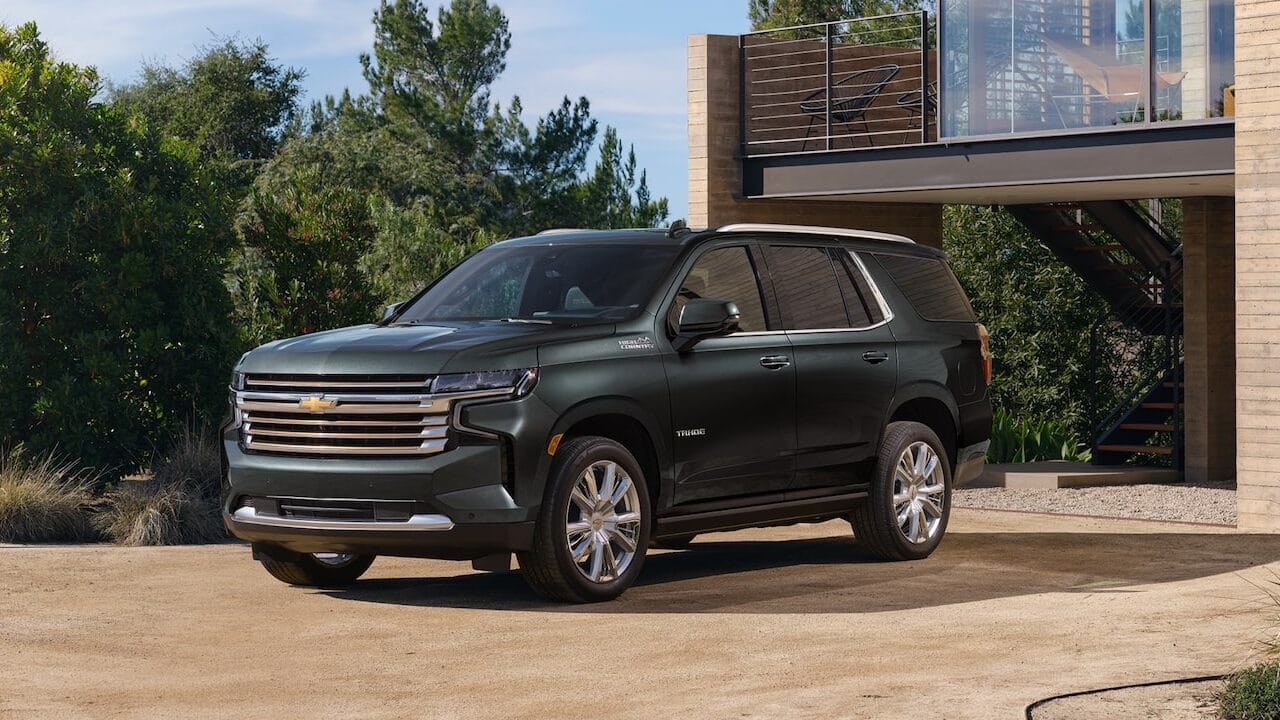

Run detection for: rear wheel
[[519, 436, 651, 603], [259, 552, 376, 587], [850, 421, 952, 561]]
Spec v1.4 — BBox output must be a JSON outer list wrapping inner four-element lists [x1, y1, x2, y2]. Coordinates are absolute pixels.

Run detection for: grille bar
[[235, 374, 511, 458]]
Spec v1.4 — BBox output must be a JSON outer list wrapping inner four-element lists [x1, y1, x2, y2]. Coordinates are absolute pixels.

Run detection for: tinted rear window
[[873, 254, 975, 322]]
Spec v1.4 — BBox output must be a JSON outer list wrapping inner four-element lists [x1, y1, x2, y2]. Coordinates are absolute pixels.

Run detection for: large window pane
[[940, 0, 1231, 134]]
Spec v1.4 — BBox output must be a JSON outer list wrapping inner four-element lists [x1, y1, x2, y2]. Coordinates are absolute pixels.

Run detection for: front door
[[762, 244, 899, 492], [662, 244, 797, 505]]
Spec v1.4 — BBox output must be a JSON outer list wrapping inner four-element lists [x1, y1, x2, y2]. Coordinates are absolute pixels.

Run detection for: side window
[[873, 253, 976, 322], [669, 246, 767, 333], [766, 245, 850, 330], [834, 251, 886, 328]]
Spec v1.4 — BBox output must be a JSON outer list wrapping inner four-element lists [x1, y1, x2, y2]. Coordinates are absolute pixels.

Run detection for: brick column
[[1182, 198, 1235, 486], [1235, 0, 1280, 531], [688, 34, 944, 248]]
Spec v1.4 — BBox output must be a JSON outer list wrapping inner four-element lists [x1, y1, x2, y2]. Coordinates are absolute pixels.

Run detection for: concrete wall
[[688, 34, 943, 247], [1182, 198, 1235, 486], [1235, 0, 1280, 531]]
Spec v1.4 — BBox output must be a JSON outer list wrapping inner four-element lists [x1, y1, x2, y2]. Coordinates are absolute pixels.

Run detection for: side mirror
[[673, 298, 740, 352], [381, 301, 405, 323]]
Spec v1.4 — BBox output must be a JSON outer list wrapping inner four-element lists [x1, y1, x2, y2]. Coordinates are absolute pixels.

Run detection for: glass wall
[[940, 0, 1234, 138]]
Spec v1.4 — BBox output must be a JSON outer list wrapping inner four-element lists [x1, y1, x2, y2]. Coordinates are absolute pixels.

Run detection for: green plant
[[0, 23, 238, 477], [1218, 661, 1280, 720], [986, 408, 1092, 464], [95, 427, 226, 545], [0, 445, 100, 543]]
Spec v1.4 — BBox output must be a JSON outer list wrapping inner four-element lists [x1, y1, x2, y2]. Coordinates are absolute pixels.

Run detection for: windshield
[[394, 243, 682, 324]]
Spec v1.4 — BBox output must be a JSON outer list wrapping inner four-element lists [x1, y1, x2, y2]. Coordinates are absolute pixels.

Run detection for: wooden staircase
[[1007, 201, 1182, 335], [1008, 200, 1184, 469], [1092, 362, 1184, 465]]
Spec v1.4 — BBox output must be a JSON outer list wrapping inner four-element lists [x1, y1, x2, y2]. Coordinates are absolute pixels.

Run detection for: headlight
[[230, 371, 246, 391], [432, 368, 538, 396]]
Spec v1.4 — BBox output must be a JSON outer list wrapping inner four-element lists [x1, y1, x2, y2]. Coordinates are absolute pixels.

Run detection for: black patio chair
[[895, 80, 938, 142], [798, 64, 900, 151]]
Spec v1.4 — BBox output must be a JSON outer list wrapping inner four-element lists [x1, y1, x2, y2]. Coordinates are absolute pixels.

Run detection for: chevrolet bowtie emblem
[[299, 396, 338, 413]]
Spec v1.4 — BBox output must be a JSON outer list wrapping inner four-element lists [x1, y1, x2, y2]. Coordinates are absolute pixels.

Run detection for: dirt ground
[[2, 509, 1276, 720]]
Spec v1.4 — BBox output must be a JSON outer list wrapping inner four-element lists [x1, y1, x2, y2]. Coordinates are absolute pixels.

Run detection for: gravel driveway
[[1, 509, 1270, 720], [955, 481, 1237, 525]]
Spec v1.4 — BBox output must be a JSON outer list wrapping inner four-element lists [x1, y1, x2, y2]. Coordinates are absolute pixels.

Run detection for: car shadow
[[317, 529, 1280, 614]]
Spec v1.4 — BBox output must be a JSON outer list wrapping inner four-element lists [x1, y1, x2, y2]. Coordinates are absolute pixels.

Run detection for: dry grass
[[0, 446, 100, 543], [94, 480, 223, 546], [95, 426, 227, 546]]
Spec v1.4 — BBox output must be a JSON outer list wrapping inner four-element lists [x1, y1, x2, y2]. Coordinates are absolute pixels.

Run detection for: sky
[[1, 0, 753, 220]]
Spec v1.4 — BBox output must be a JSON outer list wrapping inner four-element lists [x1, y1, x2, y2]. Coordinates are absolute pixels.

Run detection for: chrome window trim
[[230, 506, 454, 532], [716, 223, 915, 245], [847, 249, 895, 326]]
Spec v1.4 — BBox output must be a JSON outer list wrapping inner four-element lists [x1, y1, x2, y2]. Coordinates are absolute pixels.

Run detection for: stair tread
[[1072, 243, 1125, 251], [1057, 223, 1107, 232], [1141, 402, 1176, 409], [1119, 423, 1176, 431], [1096, 264, 1146, 271], [1096, 444, 1174, 455]]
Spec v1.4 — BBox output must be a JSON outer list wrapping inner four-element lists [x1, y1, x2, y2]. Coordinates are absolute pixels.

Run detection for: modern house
[[687, 0, 1275, 529]]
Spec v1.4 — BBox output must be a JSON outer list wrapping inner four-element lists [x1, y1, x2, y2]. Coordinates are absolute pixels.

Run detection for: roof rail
[[715, 223, 915, 244], [535, 228, 596, 236]]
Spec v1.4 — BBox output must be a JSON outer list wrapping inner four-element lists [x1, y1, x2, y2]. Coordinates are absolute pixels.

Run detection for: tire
[[651, 534, 696, 550], [850, 421, 952, 562], [260, 552, 376, 587], [518, 436, 652, 603]]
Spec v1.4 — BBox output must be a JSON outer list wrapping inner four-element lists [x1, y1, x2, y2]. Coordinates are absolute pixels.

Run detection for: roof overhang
[[742, 119, 1234, 204]]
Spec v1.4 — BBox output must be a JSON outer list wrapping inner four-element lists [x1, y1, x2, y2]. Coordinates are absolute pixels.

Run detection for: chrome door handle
[[760, 355, 791, 370], [862, 350, 890, 364]]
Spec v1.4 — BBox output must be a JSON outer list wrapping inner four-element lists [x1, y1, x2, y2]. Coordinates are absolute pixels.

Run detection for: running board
[[654, 490, 868, 538]]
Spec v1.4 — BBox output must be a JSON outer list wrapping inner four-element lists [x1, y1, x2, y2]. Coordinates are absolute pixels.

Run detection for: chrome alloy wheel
[[565, 460, 643, 583], [311, 553, 357, 567], [892, 441, 946, 545]]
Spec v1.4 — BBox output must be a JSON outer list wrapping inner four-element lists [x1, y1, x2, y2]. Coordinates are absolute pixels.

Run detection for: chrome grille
[[235, 374, 507, 457]]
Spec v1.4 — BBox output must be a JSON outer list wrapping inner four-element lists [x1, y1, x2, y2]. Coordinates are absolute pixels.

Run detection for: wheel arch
[[539, 397, 670, 515], [887, 385, 961, 469]]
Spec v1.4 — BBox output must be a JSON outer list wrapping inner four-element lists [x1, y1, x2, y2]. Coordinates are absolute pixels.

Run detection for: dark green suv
[[222, 224, 992, 602]]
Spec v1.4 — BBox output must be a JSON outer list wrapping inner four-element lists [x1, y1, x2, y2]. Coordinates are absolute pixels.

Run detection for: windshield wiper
[[500, 317, 554, 325]]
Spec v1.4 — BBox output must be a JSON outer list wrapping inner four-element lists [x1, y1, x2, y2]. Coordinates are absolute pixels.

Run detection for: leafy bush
[[1218, 661, 1280, 720], [0, 23, 238, 477], [95, 427, 226, 545], [986, 408, 1092, 464], [0, 446, 99, 543]]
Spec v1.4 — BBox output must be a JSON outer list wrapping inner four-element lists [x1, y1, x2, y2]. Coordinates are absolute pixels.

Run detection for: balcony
[[735, 2, 1235, 204]]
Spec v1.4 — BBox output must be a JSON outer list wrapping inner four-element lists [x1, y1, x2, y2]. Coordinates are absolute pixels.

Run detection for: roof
[[493, 224, 939, 256]]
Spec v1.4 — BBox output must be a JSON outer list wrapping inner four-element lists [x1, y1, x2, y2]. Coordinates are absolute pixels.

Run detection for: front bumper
[[221, 390, 557, 559], [223, 505, 535, 560]]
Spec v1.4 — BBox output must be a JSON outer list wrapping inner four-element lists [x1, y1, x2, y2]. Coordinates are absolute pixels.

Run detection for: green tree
[[232, 167, 379, 346], [578, 127, 669, 229], [0, 23, 237, 475], [749, 0, 921, 30], [111, 38, 303, 169]]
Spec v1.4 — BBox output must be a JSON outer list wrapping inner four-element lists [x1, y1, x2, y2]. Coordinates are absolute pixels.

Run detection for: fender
[[535, 396, 674, 510], [884, 379, 961, 442]]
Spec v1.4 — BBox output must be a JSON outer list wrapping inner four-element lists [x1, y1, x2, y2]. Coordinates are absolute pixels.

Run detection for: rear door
[[761, 244, 898, 492], [661, 244, 797, 505]]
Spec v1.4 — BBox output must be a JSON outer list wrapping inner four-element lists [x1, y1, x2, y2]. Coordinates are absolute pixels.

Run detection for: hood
[[238, 321, 616, 376]]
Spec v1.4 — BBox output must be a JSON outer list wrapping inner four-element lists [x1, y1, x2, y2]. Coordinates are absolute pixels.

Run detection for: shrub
[[0, 23, 238, 478], [94, 481, 223, 546], [0, 446, 99, 543], [95, 427, 226, 545], [986, 408, 1092, 464], [1218, 661, 1280, 720]]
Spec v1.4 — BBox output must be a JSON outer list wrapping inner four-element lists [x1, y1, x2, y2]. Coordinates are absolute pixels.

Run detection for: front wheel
[[260, 552, 376, 587], [518, 436, 651, 603], [850, 421, 952, 561]]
